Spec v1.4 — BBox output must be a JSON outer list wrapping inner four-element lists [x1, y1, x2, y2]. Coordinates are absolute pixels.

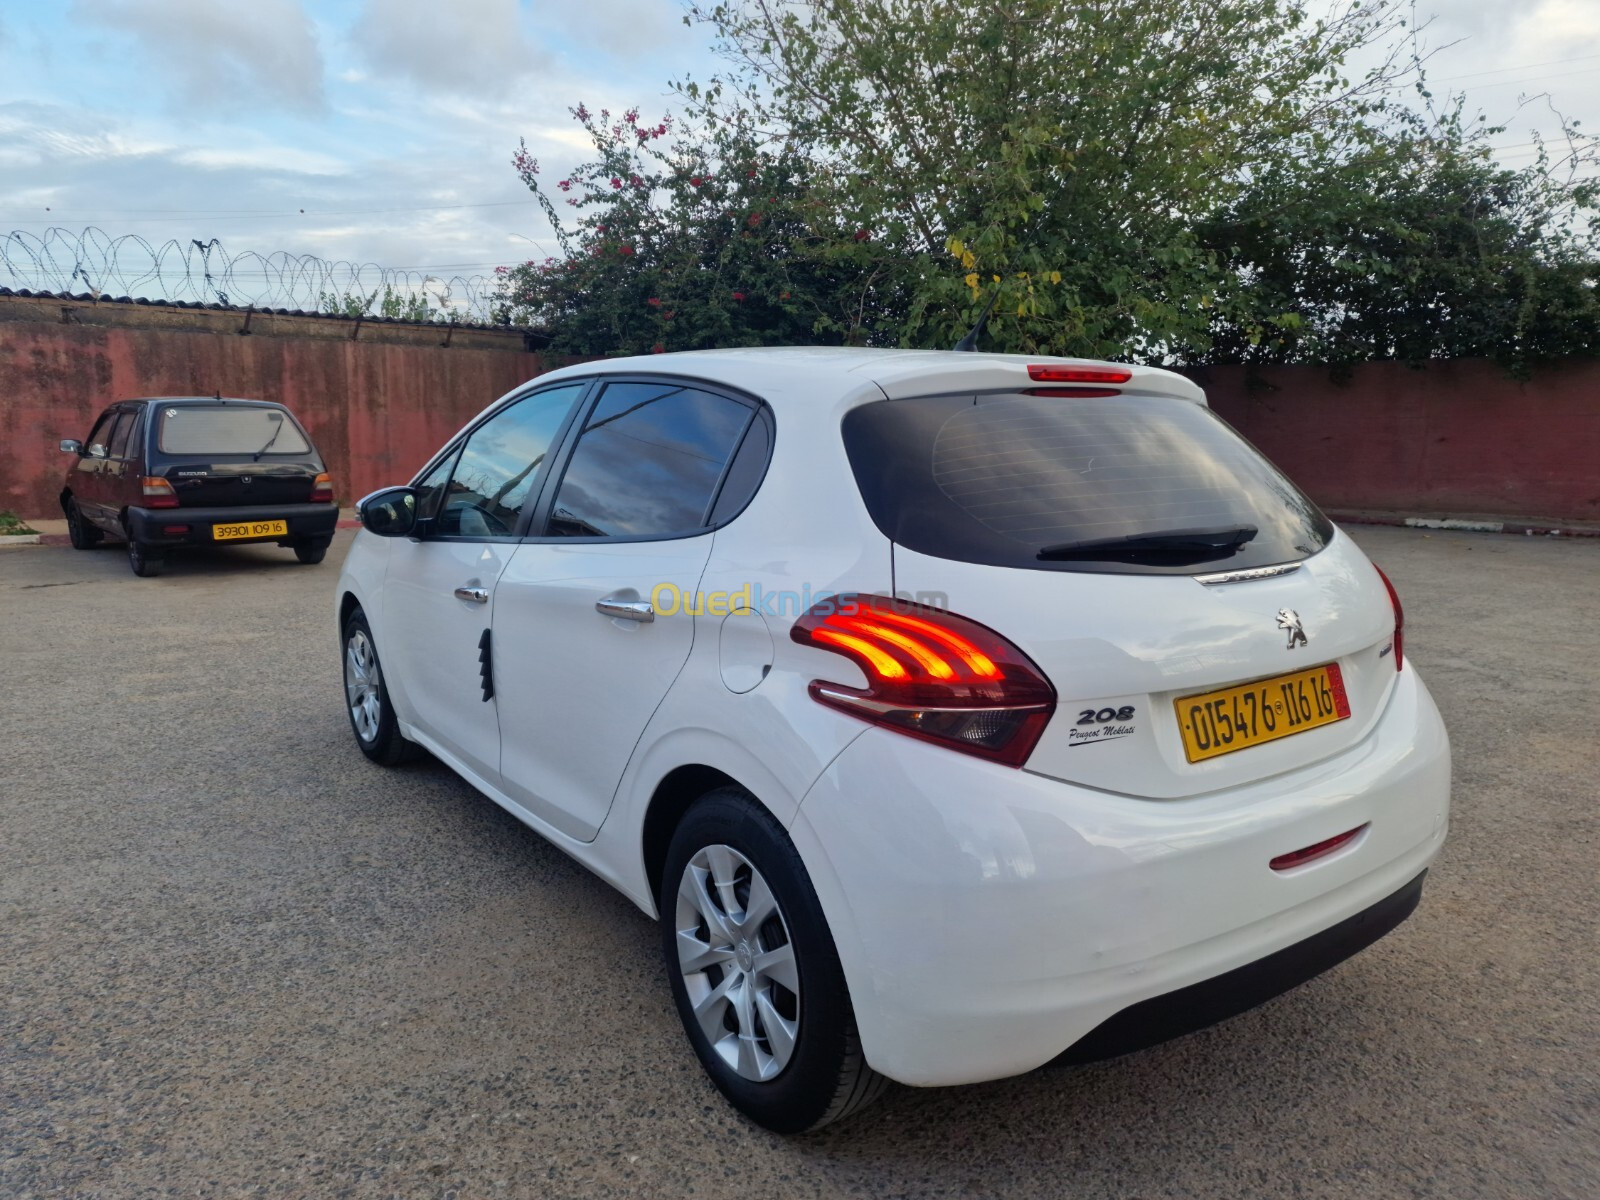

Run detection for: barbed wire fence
[[1, 227, 511, 324]]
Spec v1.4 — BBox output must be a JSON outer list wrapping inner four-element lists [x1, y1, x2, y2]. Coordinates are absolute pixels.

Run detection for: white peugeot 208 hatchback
[[336, 348, 1450, 1132]]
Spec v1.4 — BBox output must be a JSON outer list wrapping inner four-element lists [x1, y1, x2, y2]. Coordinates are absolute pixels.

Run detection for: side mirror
[[59, 439, 83, 455], [357, 486, 419, 538]]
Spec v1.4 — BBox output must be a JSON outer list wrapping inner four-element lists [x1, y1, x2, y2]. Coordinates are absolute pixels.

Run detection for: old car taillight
[[310, 473, 334, 503], [1374, 565, 1404, 671], [790, 595, 1056, 766], [140, 476, 179, 509]]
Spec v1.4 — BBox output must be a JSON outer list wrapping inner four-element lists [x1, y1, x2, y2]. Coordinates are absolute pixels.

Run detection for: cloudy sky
[[1, 0, 1597, 311]]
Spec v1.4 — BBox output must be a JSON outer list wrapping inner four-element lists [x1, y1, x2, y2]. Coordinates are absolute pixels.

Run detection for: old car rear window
[[842, 393, 1333, 575], [158, 406, 312, 456]]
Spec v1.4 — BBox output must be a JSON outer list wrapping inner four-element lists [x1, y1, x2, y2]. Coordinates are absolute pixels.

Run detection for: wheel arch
[[339, 589, 363, 630], [640, 764, 745, 907]]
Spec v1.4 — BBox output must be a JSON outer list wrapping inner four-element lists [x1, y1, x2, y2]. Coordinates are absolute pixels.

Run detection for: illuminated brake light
[[1024, 387, 1123, 398], [791, 595, 1055, 766], [310, 472, 335, 504], [140, 476, 179, 509], [1027, 364, 1133, 384], [1270, 824, 1368, 871], [1374, 564, 1404, 671]]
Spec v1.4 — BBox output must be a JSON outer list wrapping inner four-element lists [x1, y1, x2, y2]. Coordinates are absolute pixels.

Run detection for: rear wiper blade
[[252, 421, 284, 461], [1037, 524, 1258, 561]]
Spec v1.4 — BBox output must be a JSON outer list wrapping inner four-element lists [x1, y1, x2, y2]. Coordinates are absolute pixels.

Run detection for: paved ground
[[2, 528, 1596, 1199]]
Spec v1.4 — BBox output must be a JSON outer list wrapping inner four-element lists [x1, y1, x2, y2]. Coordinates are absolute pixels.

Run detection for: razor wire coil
[[1, 226, 508, 323]]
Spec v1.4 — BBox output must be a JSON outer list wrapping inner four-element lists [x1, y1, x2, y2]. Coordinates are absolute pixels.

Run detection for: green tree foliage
[[495, 106, 901, 353], [1197, 108, 1600, 373], [506, 0, 1599, 368]]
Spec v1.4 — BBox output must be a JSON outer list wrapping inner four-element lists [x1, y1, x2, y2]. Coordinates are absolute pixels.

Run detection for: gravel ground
[[1, 527, 1596, 1200]]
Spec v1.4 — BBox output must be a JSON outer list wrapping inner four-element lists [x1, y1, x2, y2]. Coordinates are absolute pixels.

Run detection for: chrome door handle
[[595, 598, 654, 623], [454, 586, 490, 604]]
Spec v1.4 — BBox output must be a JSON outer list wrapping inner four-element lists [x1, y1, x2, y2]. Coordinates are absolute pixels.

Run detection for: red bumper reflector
[[161, 524, 191, 535], [1271, 824, 1368, 871]]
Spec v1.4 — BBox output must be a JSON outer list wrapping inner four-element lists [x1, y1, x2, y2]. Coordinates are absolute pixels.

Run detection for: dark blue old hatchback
[[59, 396, 338, 577]]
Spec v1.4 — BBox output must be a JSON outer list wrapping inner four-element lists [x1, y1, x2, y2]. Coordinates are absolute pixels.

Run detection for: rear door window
[[108, 411, 136, 459], [842, 393, 1333, 575], [158, 406, 312, 456], [542, 382, 755, 539]]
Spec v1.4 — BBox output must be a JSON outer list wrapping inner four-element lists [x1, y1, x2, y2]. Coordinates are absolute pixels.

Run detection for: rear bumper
[[127, 503, 338, 546], [1057, 868, 1426, 1063], [789, 665, 1450, 1086]]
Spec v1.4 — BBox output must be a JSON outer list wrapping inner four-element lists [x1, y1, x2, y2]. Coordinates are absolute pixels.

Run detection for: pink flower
[[557, 179, 572, 192], [652, 343, 665, 354], [731, 290, 745, 301], [610, 177, 623, 190], [646, 297, 661, 307], [690, 176, 703, 187], [630, 174, 645, 188], [619, 245, 635, 256], [854, 229, 871, 242], [746, 213, 762, 227], [574, 103, 590, 122]]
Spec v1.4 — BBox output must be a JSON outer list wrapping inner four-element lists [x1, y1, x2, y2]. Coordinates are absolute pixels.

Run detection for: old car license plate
[[1177, 663, 1351, 763], [213, 519, 288, 541]]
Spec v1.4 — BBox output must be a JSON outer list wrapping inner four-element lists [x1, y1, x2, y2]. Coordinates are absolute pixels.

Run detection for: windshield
[[157, 405, 312, 456], [842, 392, 1333, 575]]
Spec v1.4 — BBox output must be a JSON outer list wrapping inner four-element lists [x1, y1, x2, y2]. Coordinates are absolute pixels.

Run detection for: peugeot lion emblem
[[1277, 608, 1308, 649]]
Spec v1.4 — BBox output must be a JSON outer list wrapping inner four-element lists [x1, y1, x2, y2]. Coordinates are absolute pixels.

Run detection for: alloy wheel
[[675, 844, 801, 1082]]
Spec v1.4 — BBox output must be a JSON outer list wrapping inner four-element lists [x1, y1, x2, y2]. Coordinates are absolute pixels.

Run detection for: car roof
[[123, 396, 286, 407], [530, 347, 1206, 408]]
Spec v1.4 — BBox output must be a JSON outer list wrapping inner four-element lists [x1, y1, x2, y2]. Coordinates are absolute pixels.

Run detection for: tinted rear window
[[158, 406, 312, 456], [842, 393, 1333, 575]]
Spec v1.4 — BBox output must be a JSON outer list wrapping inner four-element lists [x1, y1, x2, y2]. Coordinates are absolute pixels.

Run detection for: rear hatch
[[152, 403, 322, 507], [844, 387, 1400, 799]]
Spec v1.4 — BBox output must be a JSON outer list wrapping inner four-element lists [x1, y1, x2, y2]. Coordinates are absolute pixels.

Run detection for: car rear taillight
[[790, 595, 1056, 766], [1374, 565, 1404, 671], [140, 476, 178, 509], [1027, 364, 1132, 384], [310, 473, 335, 504]]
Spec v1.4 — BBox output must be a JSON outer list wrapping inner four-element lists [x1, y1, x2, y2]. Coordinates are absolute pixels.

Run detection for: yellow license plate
[[1176, 663, 1351, 763], [213, 519, 288, 541]]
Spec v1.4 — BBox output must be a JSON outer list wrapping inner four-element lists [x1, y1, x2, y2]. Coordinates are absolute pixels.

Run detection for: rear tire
[[341, 610, 420, 765], [293, 538, 330, 565], [65, 498, 102, 549], [126, 538, 163, 577], [660, 787, 889, 1133]]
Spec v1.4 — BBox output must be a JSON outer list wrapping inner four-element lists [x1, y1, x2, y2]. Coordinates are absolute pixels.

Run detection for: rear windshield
[[842, 393, 1333, 575], [157, 405, 312, 456]]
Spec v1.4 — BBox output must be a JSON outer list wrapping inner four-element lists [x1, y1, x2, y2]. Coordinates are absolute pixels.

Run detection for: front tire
[[341, 611, 419, 765], [660, 787, 888, 1133], [65, 498, 102, 549]]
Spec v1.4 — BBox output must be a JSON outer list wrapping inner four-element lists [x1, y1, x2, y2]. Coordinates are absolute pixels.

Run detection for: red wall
[[0, 319, 558, 519], [1199, 359, 1600, 523], [4, 312, 1597, 524]]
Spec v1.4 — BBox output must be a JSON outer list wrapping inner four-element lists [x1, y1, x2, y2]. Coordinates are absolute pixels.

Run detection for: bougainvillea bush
[[495, 105, 902, 355]]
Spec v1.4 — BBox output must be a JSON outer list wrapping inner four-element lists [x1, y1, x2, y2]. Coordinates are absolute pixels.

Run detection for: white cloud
[[73, 0, 326, 114], [350, 0, 543, 99]]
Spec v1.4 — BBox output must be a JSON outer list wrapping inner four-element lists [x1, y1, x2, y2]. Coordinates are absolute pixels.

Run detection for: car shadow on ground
[[75, 540, 326, 578]]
